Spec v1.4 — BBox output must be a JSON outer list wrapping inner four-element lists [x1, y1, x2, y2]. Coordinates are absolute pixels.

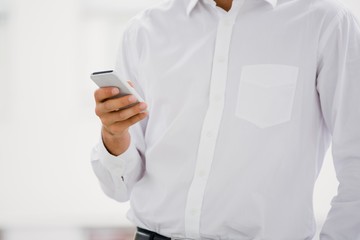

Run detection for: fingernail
[[128, 95, 137, 103], [139, 102, 147, 110], [112, 88, 119, 95]]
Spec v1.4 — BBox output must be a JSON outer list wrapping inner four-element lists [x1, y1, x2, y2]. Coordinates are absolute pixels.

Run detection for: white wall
[[0, 0, 161, 229], [0, 0, 359, 233]]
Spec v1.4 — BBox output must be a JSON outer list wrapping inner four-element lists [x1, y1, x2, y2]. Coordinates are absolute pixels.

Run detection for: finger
[[127, 81, 134, 88], [102, 102, 147, 125], [94, 87, 120, 103], [101, 95, 138, 113], [107, 112, 148, 135], [111, 102, 148, 123]]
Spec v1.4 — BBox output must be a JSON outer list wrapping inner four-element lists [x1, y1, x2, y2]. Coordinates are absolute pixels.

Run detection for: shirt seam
[[317, 8, 348, 64]]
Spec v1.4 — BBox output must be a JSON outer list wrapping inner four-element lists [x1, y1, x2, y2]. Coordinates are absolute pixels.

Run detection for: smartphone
[[91, 70, 145, 110]]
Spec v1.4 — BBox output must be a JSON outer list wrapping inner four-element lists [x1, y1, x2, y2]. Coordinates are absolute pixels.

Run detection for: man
[[91, 0, 360, 239]]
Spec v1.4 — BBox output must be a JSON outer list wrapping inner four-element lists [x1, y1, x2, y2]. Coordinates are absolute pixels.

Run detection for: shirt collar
[[186, 0, 278, 15]]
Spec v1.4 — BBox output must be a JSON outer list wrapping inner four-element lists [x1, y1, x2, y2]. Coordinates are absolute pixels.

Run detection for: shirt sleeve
[[90, 18, 147, 202], [316, 9, 360, 240]]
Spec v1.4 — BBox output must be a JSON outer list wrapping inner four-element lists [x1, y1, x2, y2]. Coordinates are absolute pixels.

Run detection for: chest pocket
[[235, 64, 299, 128]]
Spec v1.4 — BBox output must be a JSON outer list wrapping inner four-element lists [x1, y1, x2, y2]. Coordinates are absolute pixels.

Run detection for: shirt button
[[223, 20, 233, 27], [206, 131, 214, 138], [198, 170, 206, 178], [191, 209, 199, 216], [213, 94, 222, 102], [217, 55, 226, 63]]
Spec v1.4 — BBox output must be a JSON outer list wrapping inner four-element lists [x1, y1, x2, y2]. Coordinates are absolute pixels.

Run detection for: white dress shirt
[[91, 0, 360, 239]]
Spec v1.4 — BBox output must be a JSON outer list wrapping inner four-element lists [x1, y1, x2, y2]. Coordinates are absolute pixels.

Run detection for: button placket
[[184, 1, 244, 239]]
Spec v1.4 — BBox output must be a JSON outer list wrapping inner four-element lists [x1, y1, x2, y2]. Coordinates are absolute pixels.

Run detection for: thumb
[[127, 81, 134, 88]]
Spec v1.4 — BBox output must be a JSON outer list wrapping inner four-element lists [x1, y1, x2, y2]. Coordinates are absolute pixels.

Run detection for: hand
[[94, 86, 148, 155]]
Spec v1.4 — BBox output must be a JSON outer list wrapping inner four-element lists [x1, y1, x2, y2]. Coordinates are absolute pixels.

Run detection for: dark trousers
[[134, 227, 171, 240]]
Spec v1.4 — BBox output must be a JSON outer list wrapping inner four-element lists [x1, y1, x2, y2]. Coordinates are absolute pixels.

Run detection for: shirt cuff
[[95, 136, 140, 176]]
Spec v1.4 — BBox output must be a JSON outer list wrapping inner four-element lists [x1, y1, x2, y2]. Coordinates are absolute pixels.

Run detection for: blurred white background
[[0, 0, 359, 240]]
